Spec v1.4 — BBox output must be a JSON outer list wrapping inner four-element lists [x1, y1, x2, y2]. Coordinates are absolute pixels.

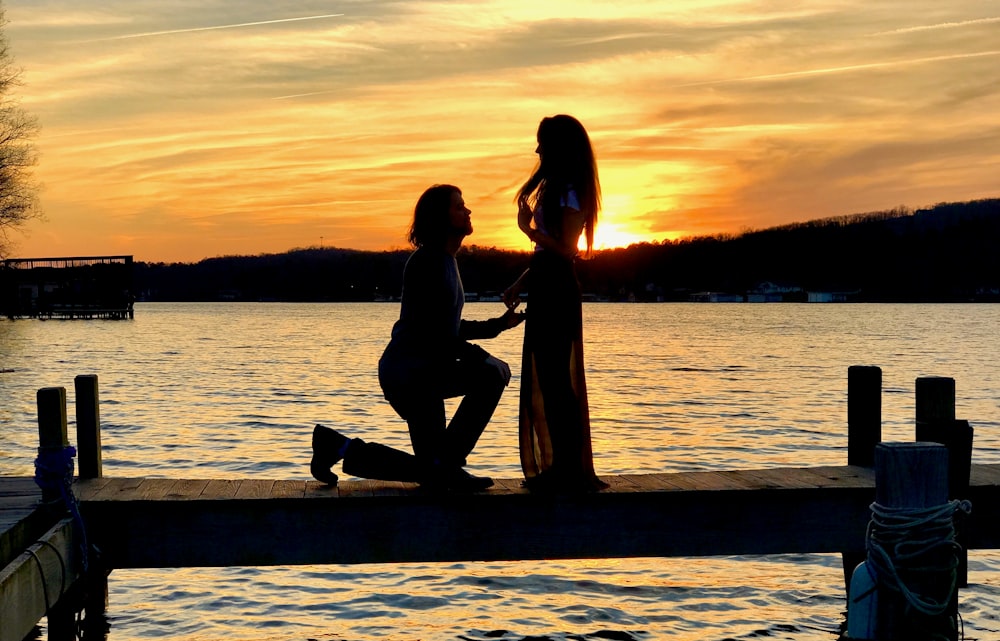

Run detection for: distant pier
[[1, 255, 135, 320]]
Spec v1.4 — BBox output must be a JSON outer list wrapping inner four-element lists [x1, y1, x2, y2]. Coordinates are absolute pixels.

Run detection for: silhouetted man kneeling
[[310, 184, 524, 491]]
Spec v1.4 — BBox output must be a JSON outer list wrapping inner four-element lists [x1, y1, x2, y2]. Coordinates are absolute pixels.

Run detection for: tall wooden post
[[36, 387, 69, 505], [848, 365, 882, 466], [872, 442, 957, 640], [915, 376, 955, 430], [73, 374, 110, 631], [914, 376, 971, 588], [35, 387, 77, 641], [74, 375, 103, 479], [844, 366, 881, 595]]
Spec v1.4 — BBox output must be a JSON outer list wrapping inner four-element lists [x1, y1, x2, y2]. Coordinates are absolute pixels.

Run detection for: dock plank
[[136, 479, 180, 500], [166, 479, 211, 499], [90, 477, 144, 500], [201, 479, 241, 499], [271, 480, 306, 499], [970, 464, 1000, 487], [235, 479, 275, 499]]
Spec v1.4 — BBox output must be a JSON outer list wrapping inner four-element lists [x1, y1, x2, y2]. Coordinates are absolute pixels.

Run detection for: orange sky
[[4, 2, 999, 263]]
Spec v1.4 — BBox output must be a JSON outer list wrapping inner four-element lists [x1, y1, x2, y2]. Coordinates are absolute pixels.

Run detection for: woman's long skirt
[[518, 251, 603, 490]]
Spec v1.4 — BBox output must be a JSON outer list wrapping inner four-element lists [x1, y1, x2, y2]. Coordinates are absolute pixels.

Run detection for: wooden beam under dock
[[74, 464, 1000, 570]]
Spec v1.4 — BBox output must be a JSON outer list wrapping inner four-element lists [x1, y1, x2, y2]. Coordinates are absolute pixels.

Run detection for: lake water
[[2, 302, 998, 640]]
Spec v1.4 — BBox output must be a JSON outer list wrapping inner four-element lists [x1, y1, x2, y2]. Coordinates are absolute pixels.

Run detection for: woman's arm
[[503, 268, 529, 310]]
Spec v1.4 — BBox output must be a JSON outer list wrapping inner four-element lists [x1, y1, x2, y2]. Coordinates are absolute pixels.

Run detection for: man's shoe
[[446, 467, 493, 492], [310, 424, 349, 486]]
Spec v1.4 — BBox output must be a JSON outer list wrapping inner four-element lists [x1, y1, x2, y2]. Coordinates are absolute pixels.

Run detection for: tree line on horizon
[[133, 198, 1000, 303]]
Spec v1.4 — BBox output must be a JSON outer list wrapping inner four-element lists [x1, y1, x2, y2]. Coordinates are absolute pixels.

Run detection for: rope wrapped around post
[[34, 444, 90, 575], [848, 442, 970, 641], [866, 499, 972, 617]]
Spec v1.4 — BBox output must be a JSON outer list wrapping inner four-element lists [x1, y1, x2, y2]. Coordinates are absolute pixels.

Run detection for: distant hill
[[134, 198, 1000, 303]]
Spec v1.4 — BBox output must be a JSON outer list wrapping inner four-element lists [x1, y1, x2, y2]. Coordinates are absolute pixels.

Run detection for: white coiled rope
[[865, 498, 972, 617]]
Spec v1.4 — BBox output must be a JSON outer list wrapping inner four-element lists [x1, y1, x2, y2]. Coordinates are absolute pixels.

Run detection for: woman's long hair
[[409, 184, 460, 248], [517, 114, 601, 254]]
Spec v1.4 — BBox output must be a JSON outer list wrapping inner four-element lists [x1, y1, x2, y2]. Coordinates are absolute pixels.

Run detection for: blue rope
[[34, 445, 90, 574]]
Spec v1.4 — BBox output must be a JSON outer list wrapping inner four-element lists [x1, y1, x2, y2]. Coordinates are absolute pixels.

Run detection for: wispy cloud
[[6, 0, 999, 262], [677, 51, 1000, 87]]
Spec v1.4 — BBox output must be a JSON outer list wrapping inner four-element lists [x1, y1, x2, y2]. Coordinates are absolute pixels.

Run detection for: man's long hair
[[409, 184, 460, 247]]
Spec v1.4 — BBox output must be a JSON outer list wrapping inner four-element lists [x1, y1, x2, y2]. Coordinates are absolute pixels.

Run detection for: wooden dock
[[3, 465, 999, 641], [3, 368, 998, 641], [69, 465, 1000, 567]]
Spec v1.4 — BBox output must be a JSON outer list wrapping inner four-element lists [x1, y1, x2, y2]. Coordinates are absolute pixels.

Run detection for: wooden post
[[848, 365, 882, 466], [872, 442, 957, 641], [35, 387, 77, 641], [844, 366, 881, 596], [915, 376, 955, 436], [73, 374, 110, 629], [36, 387, 69, 505], [74, 375, 103, 479], [914, 376, 971, 588]]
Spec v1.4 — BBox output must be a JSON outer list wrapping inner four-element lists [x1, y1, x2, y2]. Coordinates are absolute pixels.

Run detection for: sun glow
[[587, 222, 650, 250], [5, 1, 997, 262]]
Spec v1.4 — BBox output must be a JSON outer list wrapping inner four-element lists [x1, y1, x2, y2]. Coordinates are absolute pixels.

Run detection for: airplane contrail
[[677, 50, 1000, 87], [95, 13, 346, 41], [873, 16, 1000, 36]]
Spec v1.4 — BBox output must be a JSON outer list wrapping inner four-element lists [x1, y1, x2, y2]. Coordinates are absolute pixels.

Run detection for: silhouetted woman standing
[[503, 115, 607, 492]]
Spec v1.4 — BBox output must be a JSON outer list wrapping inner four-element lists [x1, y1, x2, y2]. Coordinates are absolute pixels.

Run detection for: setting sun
[[587, 222, 649, 251]]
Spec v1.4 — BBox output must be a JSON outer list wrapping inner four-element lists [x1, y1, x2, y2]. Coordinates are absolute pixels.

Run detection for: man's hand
[[499, 306, 525, 329]]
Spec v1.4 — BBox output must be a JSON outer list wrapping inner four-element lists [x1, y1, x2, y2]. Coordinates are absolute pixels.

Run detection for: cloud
[[6, 0, 999, 261]]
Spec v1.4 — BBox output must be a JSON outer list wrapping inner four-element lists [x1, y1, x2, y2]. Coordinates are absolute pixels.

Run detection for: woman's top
[[533, 187, 580, 253]]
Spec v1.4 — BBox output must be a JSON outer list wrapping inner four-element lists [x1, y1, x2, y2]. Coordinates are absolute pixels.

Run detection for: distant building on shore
[[1, 255, 135, 319]]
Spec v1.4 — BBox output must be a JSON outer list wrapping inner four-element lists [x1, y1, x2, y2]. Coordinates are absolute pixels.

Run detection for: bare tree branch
[[0, 7, 41, 259]]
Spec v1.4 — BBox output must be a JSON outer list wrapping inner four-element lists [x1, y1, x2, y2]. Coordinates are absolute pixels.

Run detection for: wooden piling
[[73, 374, 110, 624], [848, 366, 882, 467], [36, 388, 68, 506], [872, 442, 958, 641], [34, 387, 78, 640], [914, 376, 972, 588], [844, 366, 881, 595], [914, 376, 955, 429], [74, 375, 103, 480]]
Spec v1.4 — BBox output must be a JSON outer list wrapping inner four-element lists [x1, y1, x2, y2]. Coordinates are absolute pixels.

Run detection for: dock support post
[[35, 387, 78, 641], [914, 376, 972, 588], [74, 374, 110, 629], [36, 388, 69, 507], [844, 366, 881, 595], [848, 365, 882, 467], [74, 375, 102, 480], [868, 442, 959, 641]]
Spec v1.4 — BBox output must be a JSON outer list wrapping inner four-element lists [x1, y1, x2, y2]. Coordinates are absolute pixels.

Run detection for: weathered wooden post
[[914, 376, 972, 588], [848, 442, 961, 640], [36, 387, 69, 505], [844, 366, 881, 594], [848, 365, 882, 466], [35, 387, 77, 641], [74, 374, 103, 479], [74, 374, 110, 630]]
